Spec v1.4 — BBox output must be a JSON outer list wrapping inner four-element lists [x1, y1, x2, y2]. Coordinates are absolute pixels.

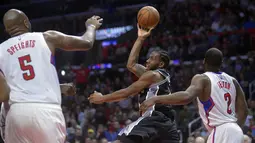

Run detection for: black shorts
[[117, 111, 180, 143]]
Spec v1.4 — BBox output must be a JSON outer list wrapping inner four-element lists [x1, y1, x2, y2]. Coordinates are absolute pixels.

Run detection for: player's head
[[3, 9, 31, 37], [204, 48, 223, 72], [145, 49, 170, 70]]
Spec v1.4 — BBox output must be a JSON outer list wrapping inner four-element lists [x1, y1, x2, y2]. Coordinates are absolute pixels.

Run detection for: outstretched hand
[[137, 24, 153, 40], [88, 91, 105, 104], [85, 15, 103, 29]]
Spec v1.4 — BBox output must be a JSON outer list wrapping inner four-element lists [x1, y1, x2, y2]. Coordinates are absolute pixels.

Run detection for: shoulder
[[140, 70, 161, 82], [192, 74, 210, 84], [43, 30, 65, 40], [43, 30, 66, 47], [43, 30, 64, 35], [232, 77, 239, 87]]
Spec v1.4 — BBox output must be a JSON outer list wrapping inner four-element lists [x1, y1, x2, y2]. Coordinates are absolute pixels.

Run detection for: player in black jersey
[[89, 24, 180, 143]]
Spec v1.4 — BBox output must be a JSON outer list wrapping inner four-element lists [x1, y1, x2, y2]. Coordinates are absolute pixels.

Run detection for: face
[[113, 121, 120, 130], [86, 138, 92, 143], [88, 131, 94, 138], [187, 136, 195, 143], [75, 127, 82, 136], [146, 52, 163, 70], [100, 139, 108, 143]]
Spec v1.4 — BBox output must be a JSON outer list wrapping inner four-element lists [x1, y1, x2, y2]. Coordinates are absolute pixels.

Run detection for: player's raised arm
[[126, 24, 152, 77], [233, 79, 248, 127], [43, 16, 102, 51], [0, 73, 10, 102], [140, 74, 207, 112], [88, 71, 159, 104]]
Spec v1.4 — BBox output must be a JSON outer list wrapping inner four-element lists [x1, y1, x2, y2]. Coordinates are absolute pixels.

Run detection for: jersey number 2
[[18, 55, 35, 80], [224, 93, 232, 114]]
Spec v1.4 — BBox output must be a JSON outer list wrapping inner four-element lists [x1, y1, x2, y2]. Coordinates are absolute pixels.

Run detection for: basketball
[[137, 6, 160, 29]]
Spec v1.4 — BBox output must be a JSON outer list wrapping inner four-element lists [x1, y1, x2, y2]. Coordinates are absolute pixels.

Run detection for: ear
[[24, 19, 29, 29], [159, 61, 164, 68]]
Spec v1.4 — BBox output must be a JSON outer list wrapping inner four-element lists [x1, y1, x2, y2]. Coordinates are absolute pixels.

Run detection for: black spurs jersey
[[139, 69, 176, 120]]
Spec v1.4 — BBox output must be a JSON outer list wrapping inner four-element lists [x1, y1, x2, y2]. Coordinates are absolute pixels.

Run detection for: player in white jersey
[[0, 83, 76, 141], [140, 48, 248, 143], [0, 9, 102, 143]]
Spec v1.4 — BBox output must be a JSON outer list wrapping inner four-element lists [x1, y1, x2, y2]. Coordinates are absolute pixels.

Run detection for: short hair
[[204, 48, 223, 68], [154, 49, 170, 69]]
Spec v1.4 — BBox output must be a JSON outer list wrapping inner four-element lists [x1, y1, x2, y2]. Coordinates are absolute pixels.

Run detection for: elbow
[[181, 91, 194, 105], [182, 96, 193, 105], [126, 64, 132, 70], [181, 92, 194, 105], [83, 40, 94, 50], [126, 61, 135, 72], [77, 40, 94, 51], [237, 107, 248, 120], [126, 64, 135, 72]]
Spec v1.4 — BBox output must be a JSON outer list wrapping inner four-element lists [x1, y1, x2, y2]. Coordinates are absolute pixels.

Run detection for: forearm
[[154, 91, 193, 105], [103, 89, 130, 102], [81, 25, 96, 48], [127, 37, 144, 68]]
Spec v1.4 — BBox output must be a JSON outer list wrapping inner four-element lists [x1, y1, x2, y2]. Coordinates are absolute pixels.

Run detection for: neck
[[11, 31, 27, 37], [9, 28, 29, 37], [206, 66, 220, 73]]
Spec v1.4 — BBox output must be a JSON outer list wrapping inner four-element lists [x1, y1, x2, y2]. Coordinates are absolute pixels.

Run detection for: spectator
[[100, 138, 108, 143], [195, 137, 205, 143], [187, 136, 195, 143], [243, 134, 252, 143]]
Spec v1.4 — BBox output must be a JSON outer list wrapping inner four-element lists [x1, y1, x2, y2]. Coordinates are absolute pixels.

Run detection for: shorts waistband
[[10, 103, 61, 110]]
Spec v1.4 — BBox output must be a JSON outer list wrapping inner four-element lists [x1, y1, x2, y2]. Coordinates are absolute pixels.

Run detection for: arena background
[[0, 0, 255, 143]]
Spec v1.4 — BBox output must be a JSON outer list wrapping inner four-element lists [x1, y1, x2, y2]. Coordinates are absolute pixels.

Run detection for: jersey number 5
[[18, 55, 35, 81], [224, 93, 232, 114]]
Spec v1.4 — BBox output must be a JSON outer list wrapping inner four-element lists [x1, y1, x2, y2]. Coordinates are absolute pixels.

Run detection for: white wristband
[[88, 24, 96, 29]]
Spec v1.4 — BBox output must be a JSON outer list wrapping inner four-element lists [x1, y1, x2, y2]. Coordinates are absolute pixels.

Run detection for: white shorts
[[207, 122, 243, 143], [5, 103, 66, 143]]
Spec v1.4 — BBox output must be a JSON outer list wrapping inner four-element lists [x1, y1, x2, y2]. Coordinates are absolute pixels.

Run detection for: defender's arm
[[234, 79, 248, 127]]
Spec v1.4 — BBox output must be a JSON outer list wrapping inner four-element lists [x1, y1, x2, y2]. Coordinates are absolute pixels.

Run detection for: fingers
[[92, 15, 99, 19], [148, 27, 154, 32], [137, 23, 140, 29], [88, 94, 93, 100], [88, 91, 97, 100], [92, 15, 102, 21], [137, 24, 153, 33], [98, 18, 103, 23]]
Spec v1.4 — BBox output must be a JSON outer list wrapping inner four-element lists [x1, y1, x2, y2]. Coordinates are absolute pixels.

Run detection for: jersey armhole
[[40, 33, 55, 56]]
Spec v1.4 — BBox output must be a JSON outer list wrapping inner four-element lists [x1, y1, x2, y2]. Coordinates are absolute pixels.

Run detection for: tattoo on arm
[[134, 64, 147, 77]]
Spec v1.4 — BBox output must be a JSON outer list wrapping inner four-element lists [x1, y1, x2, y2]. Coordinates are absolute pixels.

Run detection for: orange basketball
[[137, 6, 160, 29]]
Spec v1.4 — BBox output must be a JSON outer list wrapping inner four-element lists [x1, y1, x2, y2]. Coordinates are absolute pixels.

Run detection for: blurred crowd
[[58, 0, 255, 143]]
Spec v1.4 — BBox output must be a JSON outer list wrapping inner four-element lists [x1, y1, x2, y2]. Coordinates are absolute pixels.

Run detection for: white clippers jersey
[[0, 32, 61, 105], [197, 72, 237, 132]]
